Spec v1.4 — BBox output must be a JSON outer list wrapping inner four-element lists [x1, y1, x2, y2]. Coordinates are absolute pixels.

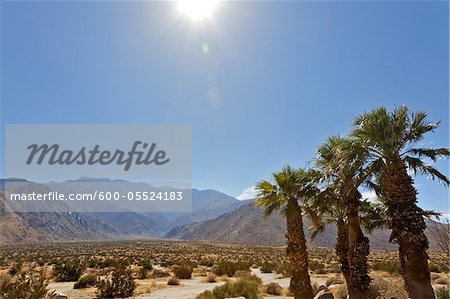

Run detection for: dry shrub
[[74, 273, 97, 289], [0, 270, 53, 299], [173, 264, 193, 279], [332, 284, 348, 299], [151, 268, 170, 278], [367, 276, 408, 299], [96, 263, 136, 298], [234, 271, 262, 285], [196, 278, 261, 299], [206, 273, 217, 283], [264, 282, 283, 295], [167, 276, 180, 285]]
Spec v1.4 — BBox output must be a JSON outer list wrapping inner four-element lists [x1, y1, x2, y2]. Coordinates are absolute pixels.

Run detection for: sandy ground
[[48, 268, 332, 299]]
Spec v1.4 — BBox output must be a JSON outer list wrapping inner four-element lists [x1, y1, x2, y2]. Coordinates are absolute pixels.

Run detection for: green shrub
[[138, 260, 153, 271], [436, 286, 450, 299], [53, 259, 86, 282], [213, 279, 261, 299], [73, 273, 97, 289], [96, 263, 136, 298], [309, 259, 325, 271], [137, 267, 149, 279], [274, 261, 292, 277], [370, 260, 401, 275], [430, 263, 449, 273], [212, 261, 251, 277], [0, 270, 53, 299], [173, 264, 193, 279], [234, 271, 262, 285], [260, 261, 275, 273]]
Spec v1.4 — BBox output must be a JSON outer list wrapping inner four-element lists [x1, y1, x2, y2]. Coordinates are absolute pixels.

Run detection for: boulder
[[53, 293, 69, 299]]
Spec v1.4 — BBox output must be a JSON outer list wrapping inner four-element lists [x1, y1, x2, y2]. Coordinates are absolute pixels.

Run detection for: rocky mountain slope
[[165, 201, 446, 251]]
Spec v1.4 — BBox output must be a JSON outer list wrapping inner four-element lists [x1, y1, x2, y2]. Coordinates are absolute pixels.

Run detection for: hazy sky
[[1, 1, 448, 214]]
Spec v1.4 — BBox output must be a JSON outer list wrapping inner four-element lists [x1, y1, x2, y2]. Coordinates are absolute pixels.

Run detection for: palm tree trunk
[[336, 223, 351, 287], [383, 160, 435, 299], [286, 200, 314, 299], [346, 190, 371, 299]]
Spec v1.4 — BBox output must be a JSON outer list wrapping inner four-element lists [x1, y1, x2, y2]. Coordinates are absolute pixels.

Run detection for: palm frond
[[404, 156, 450, 186]]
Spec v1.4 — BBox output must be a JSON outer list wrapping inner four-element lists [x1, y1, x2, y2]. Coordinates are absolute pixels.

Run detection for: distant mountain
[[167, 189, 247, 228], [88, 212, 163, 237], [0, 179, 246, 244], [165, 201, 446, 251], [0, 183, 117, 244]]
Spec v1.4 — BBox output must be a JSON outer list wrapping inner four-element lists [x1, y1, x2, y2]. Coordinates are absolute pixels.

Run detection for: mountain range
[[0, 178, 446, 251]]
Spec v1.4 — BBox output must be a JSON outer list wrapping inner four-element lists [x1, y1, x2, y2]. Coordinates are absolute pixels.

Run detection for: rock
[[314, 289, 334, 299], [53, 293, 69, 299]]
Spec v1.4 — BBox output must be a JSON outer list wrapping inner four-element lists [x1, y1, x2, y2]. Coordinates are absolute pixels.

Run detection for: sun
[[177, 0, 220, 21]]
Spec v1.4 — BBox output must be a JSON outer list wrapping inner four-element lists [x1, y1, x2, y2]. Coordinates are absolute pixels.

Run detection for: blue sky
[[1, 1, 448, 214]]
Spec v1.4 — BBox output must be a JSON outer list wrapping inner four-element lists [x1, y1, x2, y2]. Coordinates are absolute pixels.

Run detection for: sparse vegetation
[[73, 273, 97, 289], [0, 270, 52, 299], [96, 263, 136, 298], [196, 278, 261, 299], [212, 260, 250, 277], [435, 285, 450, 299], [371, 260, 401, 275], [53, 259, 85, 282], [173, 264, 194, 279]]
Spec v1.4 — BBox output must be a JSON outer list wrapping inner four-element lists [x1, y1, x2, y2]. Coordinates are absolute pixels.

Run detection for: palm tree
[[312, 184, 386, 295], [316, 136, 372, 299], [351, 106, 450, 299], [255, 166, 316, 299], [310, 190, 351, 287]]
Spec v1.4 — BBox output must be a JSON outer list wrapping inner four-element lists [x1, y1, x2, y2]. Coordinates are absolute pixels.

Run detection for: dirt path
[[48, 268, 330, 299]]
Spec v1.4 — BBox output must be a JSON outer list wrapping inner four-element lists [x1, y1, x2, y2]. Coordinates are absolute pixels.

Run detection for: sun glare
[[177, 0, 220, 21]]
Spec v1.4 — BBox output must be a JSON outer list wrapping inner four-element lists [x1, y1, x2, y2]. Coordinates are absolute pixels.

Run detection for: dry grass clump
[[332, 276, 408, 299], [263, 282, 283, 295], [435, 285, 449, 299], [196, 278, 261, 299], [234, 270, 262, 285], [212, 260, 251, 277], [73, 273, 97, 289], [173, 264, 193, 279], [0, 270, 53, 299], [367, 276, 408, 299], [206, 273, 217, 283], [96, 263, 136, 298], [167, 276, 180, 285]]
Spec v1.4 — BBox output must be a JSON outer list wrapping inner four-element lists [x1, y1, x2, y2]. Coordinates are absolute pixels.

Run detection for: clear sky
[[1, 1, 448, 214]]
